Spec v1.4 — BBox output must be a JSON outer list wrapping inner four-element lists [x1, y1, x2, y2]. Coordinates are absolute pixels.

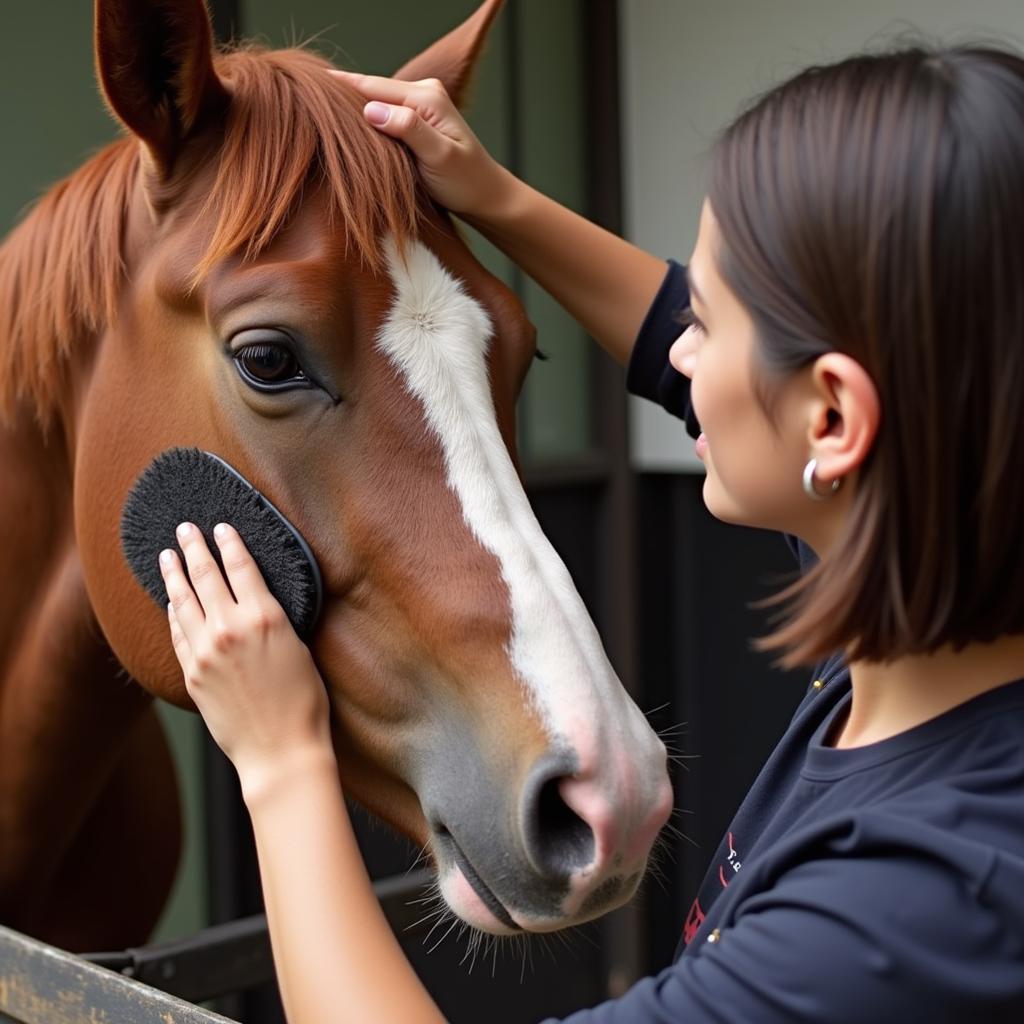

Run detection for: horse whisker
[[459, 928, 481, 968], [425, 917, 460, 956], [405, 906, 448, 932], [406, 891, 442, 907], [662, 821, 700, 848], [643, 701, 672, 718], [421, 908, 455, 947], [656, 720, 690, 734]]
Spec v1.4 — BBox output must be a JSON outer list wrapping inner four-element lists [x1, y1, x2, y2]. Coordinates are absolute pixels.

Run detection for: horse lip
[[438, 828, 521, 932]]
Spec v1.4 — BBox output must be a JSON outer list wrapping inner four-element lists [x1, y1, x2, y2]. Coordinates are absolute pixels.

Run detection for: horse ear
[[393, 0, 504, 109], [94, 0, 229, 175]]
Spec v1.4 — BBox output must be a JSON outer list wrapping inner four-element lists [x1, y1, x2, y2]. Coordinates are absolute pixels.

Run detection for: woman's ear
[[805, 353, 880, 485]]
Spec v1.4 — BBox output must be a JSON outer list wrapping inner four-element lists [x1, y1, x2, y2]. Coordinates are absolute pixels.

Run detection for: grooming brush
[[120, 447, 323, 638]]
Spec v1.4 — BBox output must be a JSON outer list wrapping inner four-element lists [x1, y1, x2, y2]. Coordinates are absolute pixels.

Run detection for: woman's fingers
[[213, 523, 276, 609], [332, 71, 456, 156], [167, 602, 191, 662], [174, 523, 234, 613], [331, 70, 433, 106], [160, 523, 285, 659], [159, 547, 205, 643], [331, 68, 502, 218], [362, 102, 450, 158]]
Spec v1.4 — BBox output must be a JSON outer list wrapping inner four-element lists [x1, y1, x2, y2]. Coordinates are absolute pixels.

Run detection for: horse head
[[65, 0, 672, 935]]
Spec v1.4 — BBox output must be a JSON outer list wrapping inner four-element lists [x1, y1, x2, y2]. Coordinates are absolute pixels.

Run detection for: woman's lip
[[695, 432, 708, 459]]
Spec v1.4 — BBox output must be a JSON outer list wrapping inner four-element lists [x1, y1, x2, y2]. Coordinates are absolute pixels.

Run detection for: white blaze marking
[[376, 239, 637, 751], [377, 239, 670, 916]]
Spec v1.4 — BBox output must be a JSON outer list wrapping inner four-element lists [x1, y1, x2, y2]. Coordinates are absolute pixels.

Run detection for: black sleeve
[[626, 259, 816, 570], [625, 260, 701, 438]]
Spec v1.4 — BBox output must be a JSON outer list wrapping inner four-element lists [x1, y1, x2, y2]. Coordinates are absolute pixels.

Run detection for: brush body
[[121, 448, 323, 637]]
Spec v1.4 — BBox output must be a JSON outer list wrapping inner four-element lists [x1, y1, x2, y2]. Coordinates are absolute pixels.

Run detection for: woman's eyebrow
[[685, 265, 705, 308]]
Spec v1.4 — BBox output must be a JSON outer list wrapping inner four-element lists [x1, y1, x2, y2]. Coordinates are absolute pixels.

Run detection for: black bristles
[[120, 448, 323, 637]]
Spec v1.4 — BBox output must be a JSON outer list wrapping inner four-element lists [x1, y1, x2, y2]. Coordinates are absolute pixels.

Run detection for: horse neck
[[0, 204, 83, 637], [0, 144, 139, 657], [0, 139, 138, 459]]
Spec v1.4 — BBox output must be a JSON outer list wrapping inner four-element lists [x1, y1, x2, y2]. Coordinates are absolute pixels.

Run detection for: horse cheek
[[73, 340, 201, 709]]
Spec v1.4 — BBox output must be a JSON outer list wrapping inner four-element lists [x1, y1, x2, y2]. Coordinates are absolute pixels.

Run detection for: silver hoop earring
[[802, 458, 841, 501]]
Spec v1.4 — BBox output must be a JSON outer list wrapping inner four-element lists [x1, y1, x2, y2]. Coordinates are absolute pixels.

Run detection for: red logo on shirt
[[683, 833, 743, 946], [717, 832, 742, 888], [682, 898, 705, 945]]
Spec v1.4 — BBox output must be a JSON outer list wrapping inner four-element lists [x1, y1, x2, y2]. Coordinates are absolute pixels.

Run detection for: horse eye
[[233, 340, 310, 392]]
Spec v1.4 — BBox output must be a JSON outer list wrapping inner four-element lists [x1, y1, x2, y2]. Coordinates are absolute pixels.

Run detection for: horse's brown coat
[[1, 0, 668, 947], [0, 0, 544, 948]]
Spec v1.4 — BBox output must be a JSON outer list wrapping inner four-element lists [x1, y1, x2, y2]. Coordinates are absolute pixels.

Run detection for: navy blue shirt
[[551, 261, 1024, 1022]]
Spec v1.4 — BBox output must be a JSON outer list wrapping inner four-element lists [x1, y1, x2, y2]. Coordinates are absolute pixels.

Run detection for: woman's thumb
[[364, 101, 394, 127], [362, 102, 446, 164]]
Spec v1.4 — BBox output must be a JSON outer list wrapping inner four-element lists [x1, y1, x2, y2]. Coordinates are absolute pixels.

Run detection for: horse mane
[[0, 45, 422, 425]]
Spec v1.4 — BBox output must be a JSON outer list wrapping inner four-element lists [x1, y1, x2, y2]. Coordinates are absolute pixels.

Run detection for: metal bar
[[0, 924, 238, 1024], [72, 868, 435, 1006], [82, 914, 274, 1005]]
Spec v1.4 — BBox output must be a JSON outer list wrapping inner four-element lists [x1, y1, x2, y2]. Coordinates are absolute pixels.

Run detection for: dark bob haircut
[[707, 46, 1024, 666]]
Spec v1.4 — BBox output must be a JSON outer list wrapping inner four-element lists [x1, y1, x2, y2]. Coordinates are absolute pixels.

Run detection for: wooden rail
[[0, 869, 433, 1023]]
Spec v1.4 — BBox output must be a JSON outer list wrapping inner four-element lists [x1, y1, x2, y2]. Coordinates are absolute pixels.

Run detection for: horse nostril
[[538, 778, 595, 873], [523, 758, 596, 879]]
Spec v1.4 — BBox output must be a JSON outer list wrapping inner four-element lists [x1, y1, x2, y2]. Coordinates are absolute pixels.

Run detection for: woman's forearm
[[159, 528, 444, 1022], [242, 748, 445, 1024], [465, 168, 668, 366]]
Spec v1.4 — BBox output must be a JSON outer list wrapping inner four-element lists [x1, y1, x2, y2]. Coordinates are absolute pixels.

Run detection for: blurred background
[[2, 1, 1022, 1020]]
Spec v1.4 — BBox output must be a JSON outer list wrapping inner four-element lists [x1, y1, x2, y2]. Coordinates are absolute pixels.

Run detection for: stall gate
[[0, 872, 430, 1023]]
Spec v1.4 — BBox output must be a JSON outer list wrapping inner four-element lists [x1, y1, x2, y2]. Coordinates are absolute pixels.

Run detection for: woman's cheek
[[688, 368, 710, 435]]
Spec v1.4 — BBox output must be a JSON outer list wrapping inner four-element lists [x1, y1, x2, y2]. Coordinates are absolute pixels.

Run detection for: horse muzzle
[[422, 737, 673, 935]]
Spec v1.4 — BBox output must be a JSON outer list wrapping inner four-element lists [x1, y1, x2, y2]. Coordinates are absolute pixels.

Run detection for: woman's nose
[[668, 328, 698, 378]]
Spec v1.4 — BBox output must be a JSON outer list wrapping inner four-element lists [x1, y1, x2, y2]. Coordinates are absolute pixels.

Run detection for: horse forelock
[[198, 47, 422, 281], [0, 43, 423, 426]]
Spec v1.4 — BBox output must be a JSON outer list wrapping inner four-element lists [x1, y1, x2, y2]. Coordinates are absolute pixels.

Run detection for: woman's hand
[[162, 524, 445, 1023], [332, 70, 517, 220], [159, 522, 332, 796], [332, 70, 668, 368]]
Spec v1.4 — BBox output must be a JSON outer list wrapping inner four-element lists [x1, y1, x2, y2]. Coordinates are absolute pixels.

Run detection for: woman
[[159, 46, 1024, 1021]]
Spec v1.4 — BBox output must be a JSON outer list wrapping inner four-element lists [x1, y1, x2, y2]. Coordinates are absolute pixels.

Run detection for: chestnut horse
[[0, 0, 671, 952]]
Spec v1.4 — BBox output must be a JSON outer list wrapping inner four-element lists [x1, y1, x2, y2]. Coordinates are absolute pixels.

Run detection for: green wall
[[0, 5, 117, 232]]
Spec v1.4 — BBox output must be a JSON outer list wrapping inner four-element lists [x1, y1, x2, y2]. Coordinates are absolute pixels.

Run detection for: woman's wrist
[[237, 738, 340, 811], [460, 163, 532, 232]]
